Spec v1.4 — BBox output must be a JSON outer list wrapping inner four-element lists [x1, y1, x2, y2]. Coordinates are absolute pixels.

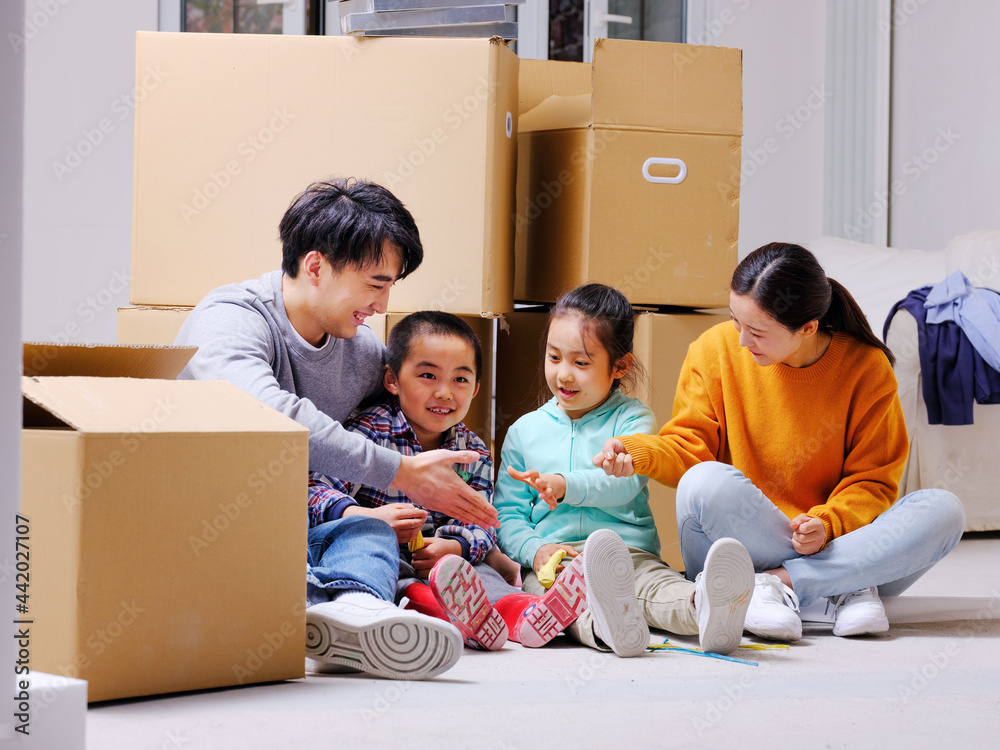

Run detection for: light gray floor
[[88, 533, 1000, 750]]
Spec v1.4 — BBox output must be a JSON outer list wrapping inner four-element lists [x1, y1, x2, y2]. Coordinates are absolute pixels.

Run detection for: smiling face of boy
[[384, 333, 480, 451]]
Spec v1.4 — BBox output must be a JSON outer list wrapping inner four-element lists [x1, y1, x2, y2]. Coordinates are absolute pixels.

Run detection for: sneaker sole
[[700, 538, 754, 655], [305, 606, 462, 680], [519, 556, 588, 648], [429, 555, 509, 651], [583, 529, 649, 658]]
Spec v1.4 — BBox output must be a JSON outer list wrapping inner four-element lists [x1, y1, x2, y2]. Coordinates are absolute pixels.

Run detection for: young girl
[[495, 283, 754, 657], [595, 243, 966, 641]]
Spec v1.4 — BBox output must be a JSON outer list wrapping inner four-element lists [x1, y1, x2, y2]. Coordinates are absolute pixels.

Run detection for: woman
[[594, 242, 965, 641]]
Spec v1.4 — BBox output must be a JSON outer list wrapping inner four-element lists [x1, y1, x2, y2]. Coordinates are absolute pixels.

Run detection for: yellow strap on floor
[[537, 549, 567, 589], [408, 531, 425, 552]]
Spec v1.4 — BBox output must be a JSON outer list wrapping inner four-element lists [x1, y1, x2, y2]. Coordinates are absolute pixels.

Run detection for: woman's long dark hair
[[731, 242, 895, 367]]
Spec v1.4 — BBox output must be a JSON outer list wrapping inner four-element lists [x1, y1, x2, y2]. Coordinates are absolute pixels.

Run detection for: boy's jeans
[[676, 461, 966, 607], [306, 516, 399, 605]]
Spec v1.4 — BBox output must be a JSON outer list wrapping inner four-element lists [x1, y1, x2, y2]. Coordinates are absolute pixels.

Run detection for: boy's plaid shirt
[[308, 396, 496, 563]]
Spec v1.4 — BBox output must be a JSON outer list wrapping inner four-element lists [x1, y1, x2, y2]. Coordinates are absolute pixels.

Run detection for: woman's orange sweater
[[620, 322, 908, 543]]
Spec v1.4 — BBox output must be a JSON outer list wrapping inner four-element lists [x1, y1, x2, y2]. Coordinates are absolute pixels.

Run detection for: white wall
[[21, 0, 158, 344], [889, 0, 1000, 250], [1, 0, 25, 730], [697, 0, 827, 258]]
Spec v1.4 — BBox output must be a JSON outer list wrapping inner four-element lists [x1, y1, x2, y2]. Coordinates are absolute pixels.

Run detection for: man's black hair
[[279, 178, 423, 279]]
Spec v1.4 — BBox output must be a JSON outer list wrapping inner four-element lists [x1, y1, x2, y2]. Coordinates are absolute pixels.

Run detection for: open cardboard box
[[21, 343, 308, 702], [514, 39, 742, 308]]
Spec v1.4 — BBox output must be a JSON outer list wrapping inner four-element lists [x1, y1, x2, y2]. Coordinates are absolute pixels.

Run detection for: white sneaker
[[694, 538, 754, 655], [305, 594, 463, 680], [582, 529, 649, 658], [830, 586, 889, 637], [744, 573, 802, 642]]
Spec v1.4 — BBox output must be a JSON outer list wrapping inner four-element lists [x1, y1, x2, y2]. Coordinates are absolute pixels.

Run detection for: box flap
[[591, 38, 742, 135], [23, 342, 196, 379], [21, 377, 309, 435], [519, 93, 593, 133], [518, 58, 591, 115]]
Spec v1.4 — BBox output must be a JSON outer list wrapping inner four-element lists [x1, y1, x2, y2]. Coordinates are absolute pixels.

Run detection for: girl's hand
[[790, 514, 826, 555], [592, 438, 635, 477], [532, 543, 578, 576], [344, 503, 428, 544], [507, 466, 566, 509], [411, 537, 463, 578]]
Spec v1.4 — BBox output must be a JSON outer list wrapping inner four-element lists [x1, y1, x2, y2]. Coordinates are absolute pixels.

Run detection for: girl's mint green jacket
[[495, 388, 661, 569]]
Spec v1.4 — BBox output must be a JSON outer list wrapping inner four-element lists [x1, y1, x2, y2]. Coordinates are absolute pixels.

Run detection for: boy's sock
[[493, 593, 539, 644], [401, 582, 449, 622]]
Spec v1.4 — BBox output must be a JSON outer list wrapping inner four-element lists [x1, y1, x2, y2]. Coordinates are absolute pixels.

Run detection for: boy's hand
[[592, 438, 635, 477], [411, 538, 463, 578], [342, 504, 428, 544], [532, 543, 578, 576], [507, 466, 566, 510], [790, 514, 826, 555], [391, 450, 499, 529]]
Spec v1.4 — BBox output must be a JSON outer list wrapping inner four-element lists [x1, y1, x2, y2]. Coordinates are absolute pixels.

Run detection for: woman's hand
[[592, 438, 635, 477], [532, 543, 579, 576], [507, 466, 566, 510], [790, 514, 826, 555]]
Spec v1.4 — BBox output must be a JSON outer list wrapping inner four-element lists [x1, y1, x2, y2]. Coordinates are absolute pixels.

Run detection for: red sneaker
[[429, 555, 509, 651], [518, 554, 588, 648]]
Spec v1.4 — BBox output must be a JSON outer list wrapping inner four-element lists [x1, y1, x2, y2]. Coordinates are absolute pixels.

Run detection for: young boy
[[308, 312, 625, 653]]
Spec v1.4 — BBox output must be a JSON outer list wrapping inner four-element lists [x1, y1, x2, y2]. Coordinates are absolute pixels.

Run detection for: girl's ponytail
[[823, 279, 896, 367]]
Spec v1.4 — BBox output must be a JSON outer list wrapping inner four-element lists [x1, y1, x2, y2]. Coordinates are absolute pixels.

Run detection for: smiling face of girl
[[544, 314, 629, 420]]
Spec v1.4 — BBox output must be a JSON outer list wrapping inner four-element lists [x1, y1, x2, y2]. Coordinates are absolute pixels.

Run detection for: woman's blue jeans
[[676, 462, 966, 606]]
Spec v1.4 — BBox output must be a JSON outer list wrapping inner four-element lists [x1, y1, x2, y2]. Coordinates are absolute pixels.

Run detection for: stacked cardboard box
[[336, 0, 522, 39], [21, 343, 309, 702], [131, 31, 518, 315], [514, 39, 742, 308]]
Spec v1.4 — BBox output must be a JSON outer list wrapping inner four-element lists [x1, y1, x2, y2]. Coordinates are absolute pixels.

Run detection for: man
[[176, 178, 498, 679]]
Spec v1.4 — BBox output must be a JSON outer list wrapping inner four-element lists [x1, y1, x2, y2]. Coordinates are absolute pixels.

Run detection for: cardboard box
[[132, 32, 518, 314], [21, 343, 309, 702], [514, 39, 742, 307], [117, 307, 496, 446], [495, 308, 729, 570], [117, 306, 193, 346]]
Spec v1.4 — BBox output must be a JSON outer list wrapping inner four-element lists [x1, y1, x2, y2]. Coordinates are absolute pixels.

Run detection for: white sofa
[[807, 231, 1000, 531]]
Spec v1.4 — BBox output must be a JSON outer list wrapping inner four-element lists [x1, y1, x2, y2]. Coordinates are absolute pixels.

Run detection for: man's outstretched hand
[[390, 449, 499, 528]]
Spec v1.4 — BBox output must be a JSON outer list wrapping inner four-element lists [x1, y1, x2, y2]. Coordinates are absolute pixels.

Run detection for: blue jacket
[[495, 388, 659, 568], [885, 286, 1000, 425]]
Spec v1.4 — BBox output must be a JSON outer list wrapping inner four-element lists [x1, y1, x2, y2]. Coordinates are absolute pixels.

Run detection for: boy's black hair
[[279, 178, 423, 279], [386, 311, 483, 383]]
